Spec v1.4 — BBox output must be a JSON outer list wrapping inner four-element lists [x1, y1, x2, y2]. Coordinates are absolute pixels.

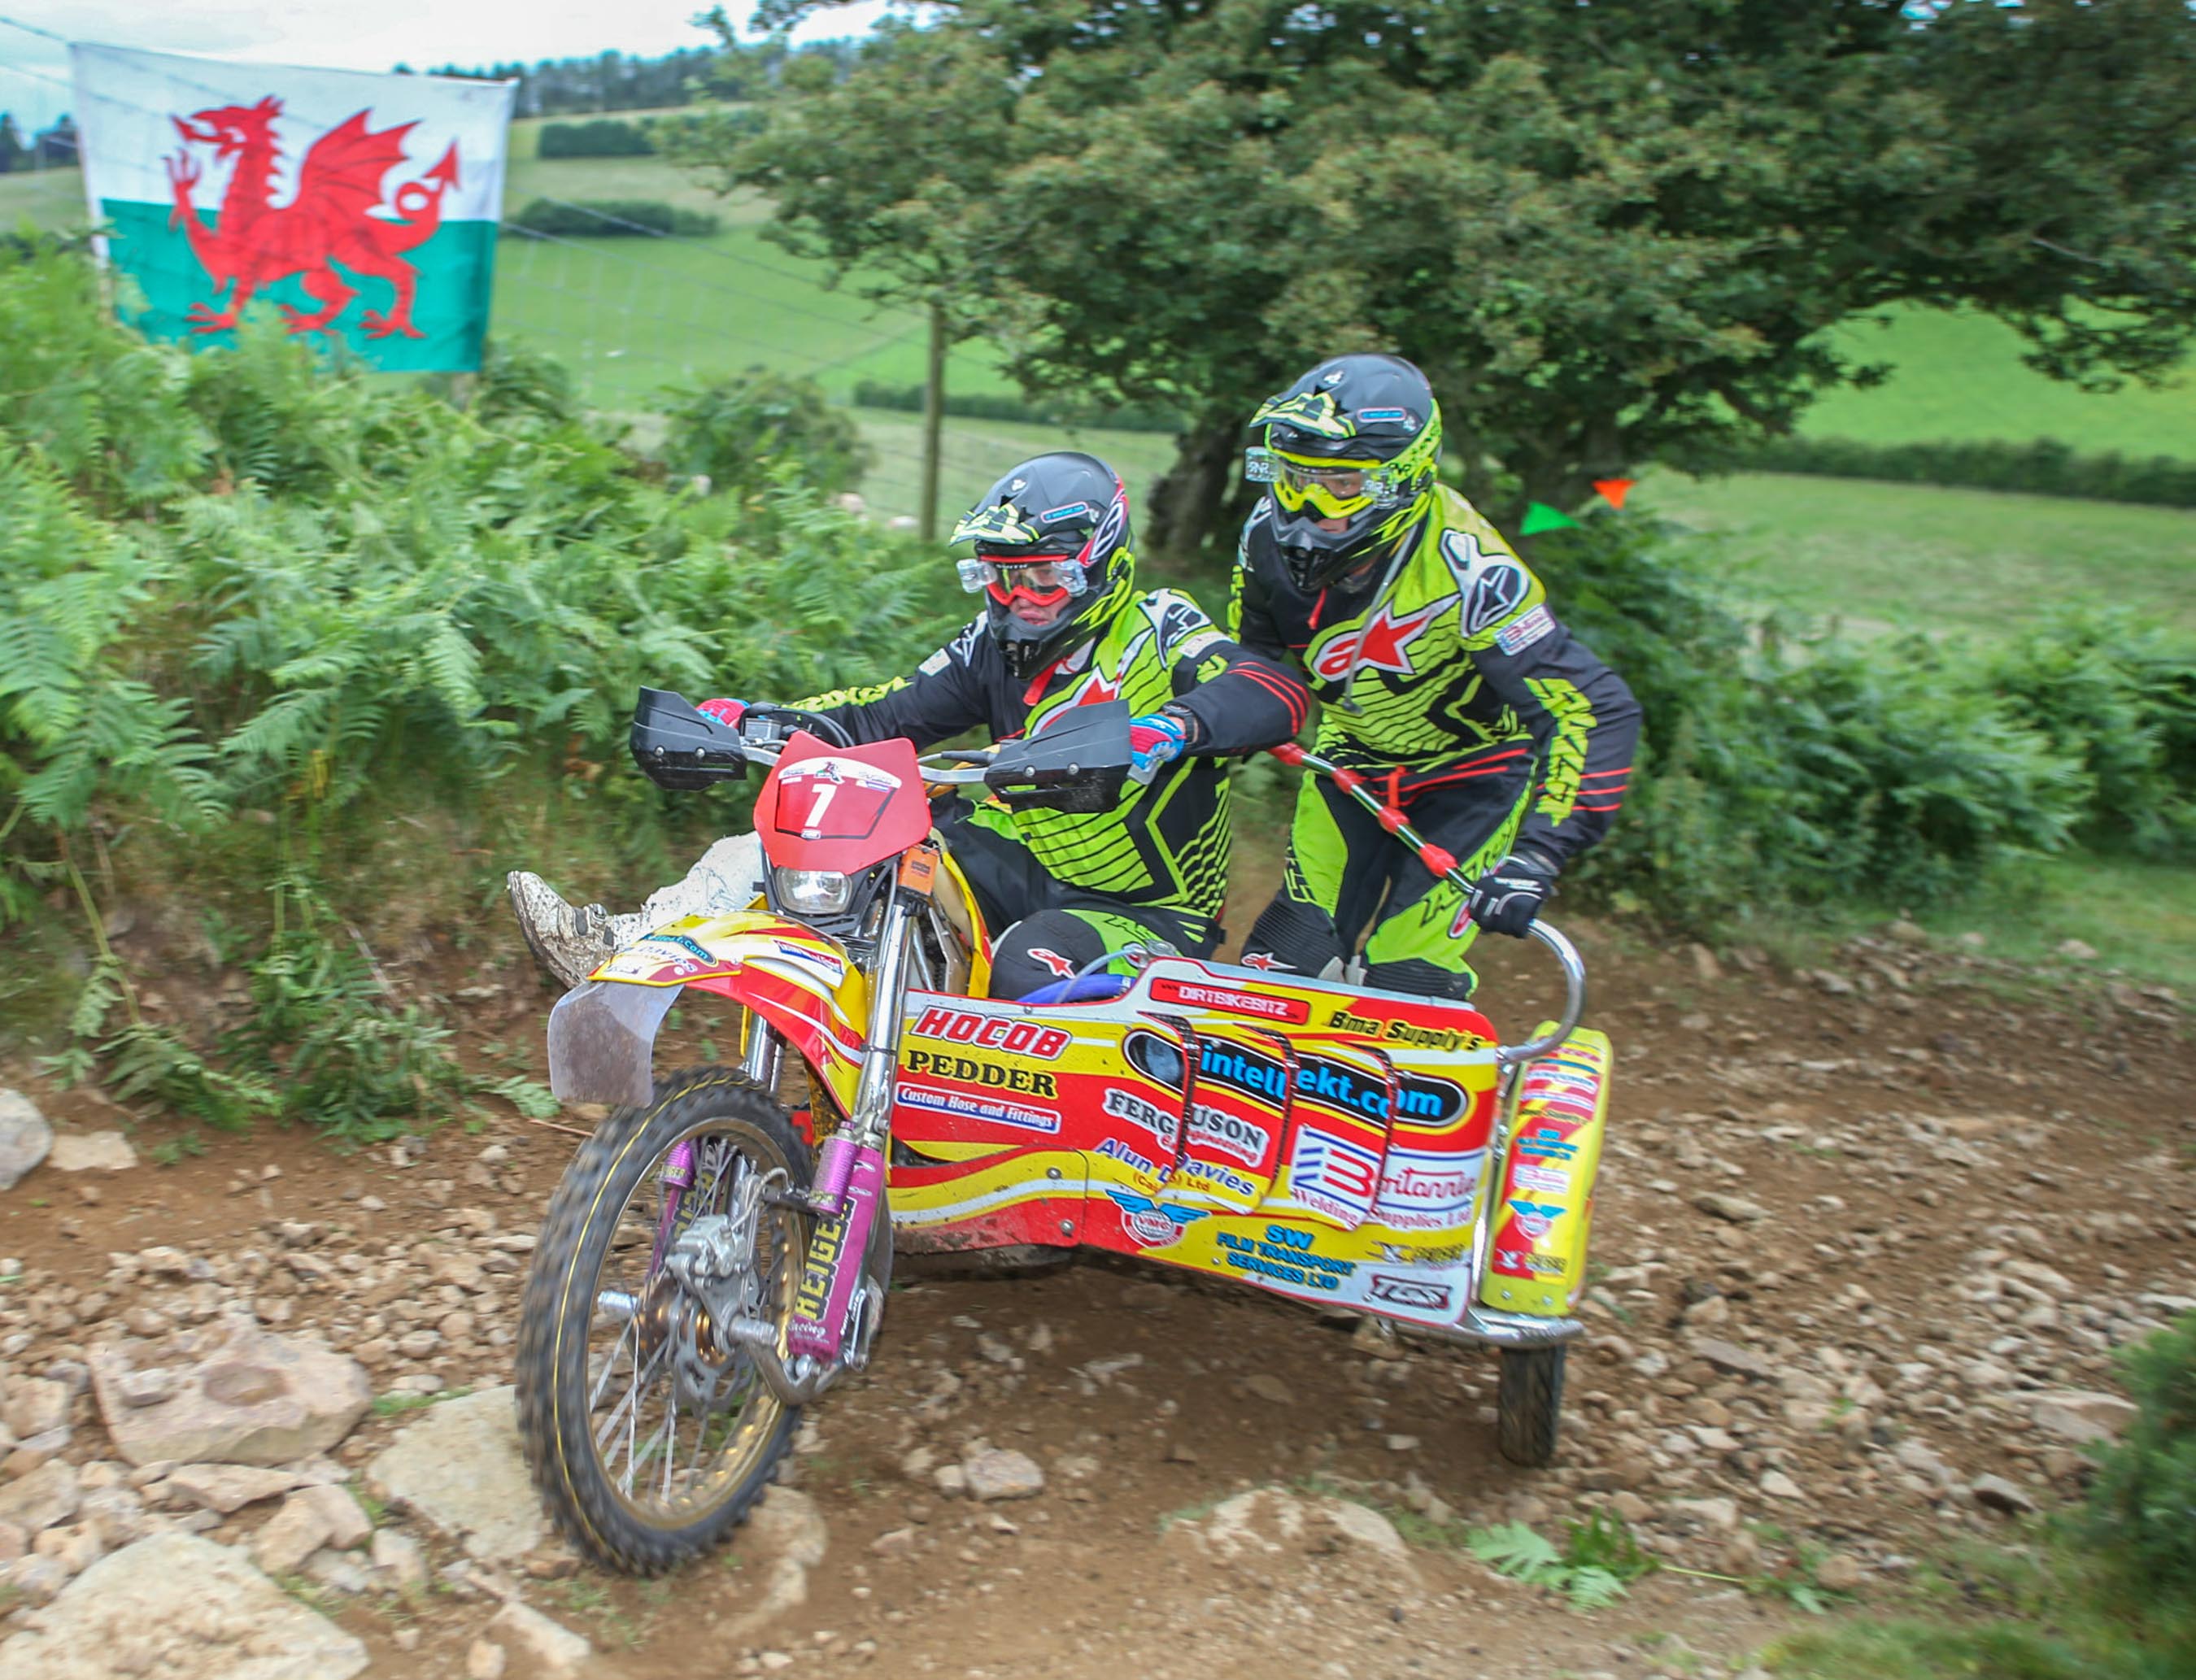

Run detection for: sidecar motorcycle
[[516, 691, 1612, 1573]]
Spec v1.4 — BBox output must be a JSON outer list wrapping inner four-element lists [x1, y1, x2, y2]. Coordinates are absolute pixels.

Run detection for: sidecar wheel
[[1495, 1344, 1566, 1468]]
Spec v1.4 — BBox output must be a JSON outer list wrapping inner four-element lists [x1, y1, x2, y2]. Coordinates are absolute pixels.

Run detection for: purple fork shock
[[648, 1139, 699, 1274], [783, 1141, 887, 1364]]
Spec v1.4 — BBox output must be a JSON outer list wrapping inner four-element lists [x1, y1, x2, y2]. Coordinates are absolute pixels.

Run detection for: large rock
[[89, 1324, 370, 1468], [0, 1461, 79, 1534], [1170, 1486, 1420, 1585], [717, 1488, 829, 1643], [164, 1465, 304, 1515], [46, 1131, 136, 1173], [2030, 1391, 2138, 1446], [365, 1386, 541, 1561], [0, 1531, 367, 1680], [251, 1486, 368, 1577], [1689, 1338, 1777, 1382], [963, 1448, 1045, 1501], [484, 1603, 592, 1674], [0, 1092, 51, 1190]]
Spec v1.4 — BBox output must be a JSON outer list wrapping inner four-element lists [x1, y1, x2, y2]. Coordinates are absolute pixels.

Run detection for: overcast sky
[[0, 2, 898, 135]]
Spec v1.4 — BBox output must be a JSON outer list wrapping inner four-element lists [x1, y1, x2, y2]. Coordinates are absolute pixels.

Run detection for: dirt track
[[0, 916, 2189, 1678]]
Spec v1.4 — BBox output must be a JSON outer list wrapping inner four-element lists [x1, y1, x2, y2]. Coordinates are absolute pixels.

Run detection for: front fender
[[547, 980, 683, 1108], [549, 913, 869, 1108]]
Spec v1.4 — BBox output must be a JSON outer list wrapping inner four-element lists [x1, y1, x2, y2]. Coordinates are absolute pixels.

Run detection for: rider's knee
[[1241, 894, 1345, 979], [989, 910, 1101, 1000], [1363, 955, 1475, 1001]]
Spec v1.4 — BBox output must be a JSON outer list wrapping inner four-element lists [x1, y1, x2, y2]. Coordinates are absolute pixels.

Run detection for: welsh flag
[[71, 45, 514, 372]]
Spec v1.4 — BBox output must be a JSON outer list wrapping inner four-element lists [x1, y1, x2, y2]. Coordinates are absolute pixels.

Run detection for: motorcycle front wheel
[[516, 1068, 811, 1573]]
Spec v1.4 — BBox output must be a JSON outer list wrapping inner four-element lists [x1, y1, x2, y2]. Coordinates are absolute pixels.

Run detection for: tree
[[0, 115, 24, 177], [664, 11, 1010, 405], [696, 1, 2196, 556], [33, 115, 76, 168]]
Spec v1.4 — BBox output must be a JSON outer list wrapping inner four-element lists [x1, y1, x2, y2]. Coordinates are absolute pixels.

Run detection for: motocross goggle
[[1244, 447, 1403, 520], [956, 551, 1091, 607]]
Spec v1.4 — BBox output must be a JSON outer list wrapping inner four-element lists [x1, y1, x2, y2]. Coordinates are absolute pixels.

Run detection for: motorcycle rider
[[1230, 353, 1641, 996], [510, 451, 1311, 999]]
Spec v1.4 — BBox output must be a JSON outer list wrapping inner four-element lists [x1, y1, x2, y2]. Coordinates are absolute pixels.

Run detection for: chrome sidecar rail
[[1494, 920, 1587, 1068], [1445, 1306, 1586, 1348]]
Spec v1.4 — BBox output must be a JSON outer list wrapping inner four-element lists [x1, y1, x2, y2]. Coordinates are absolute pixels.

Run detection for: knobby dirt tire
[[1495, 1343, 1567, 1469], [515, 1068, 810, 1574]]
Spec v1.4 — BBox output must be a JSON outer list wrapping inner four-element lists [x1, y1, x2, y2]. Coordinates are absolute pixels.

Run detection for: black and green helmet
[[952, 452, 1137, 678], [1247, 353, 1444, 591]]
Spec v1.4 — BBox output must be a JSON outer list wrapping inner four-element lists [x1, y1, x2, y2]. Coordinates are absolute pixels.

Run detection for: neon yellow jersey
[[1231, 485, 1640, 862]]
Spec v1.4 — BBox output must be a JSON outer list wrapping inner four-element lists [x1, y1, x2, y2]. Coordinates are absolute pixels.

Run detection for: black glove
[[1466, 851, 1557, 938]]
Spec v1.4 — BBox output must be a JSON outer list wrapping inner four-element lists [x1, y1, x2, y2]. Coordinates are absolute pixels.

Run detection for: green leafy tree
[[0, 115, 25, 177], [660, 365, 872, 502], [707, 1, 2196, 555]]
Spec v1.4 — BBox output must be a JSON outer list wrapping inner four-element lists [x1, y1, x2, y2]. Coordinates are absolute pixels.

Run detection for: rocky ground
[[0, 918, 2186, 1680]]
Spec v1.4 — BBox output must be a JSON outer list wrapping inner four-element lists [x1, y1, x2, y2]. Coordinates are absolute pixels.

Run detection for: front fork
[[725, 877, 921, 1403]]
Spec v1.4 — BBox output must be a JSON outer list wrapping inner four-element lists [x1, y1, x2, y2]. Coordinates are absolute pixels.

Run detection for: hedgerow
[[1719, 433, 2196, 510], [0, 243, 959, 1134], [1527, 516, 2195, 932]]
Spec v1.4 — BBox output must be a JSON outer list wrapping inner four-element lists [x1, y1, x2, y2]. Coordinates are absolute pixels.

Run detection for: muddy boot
[[506, 872, 640, 990]]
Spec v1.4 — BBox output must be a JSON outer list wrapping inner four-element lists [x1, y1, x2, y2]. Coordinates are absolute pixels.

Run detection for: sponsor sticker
[[1511, 1160, 1572, 1196], [1188, 1103, 1272, 1167], [918, 646, 951, 676], [1288, 1129, 1383, 1225], [1149, 977, 1311, 1023], [895, 1084, 1061, 1134], [1215, 1222, 1357, 1293], [641, 931, 717, 964], [900, 1049, 1058, 1097], [1373, 1146, 1484, 1229], [1292, 1053, 1466, 1129], [1196, 1039, 1289, 1103], [1094, 1136, 1156, 1175], [1368, 1273, 1453, 1311], [1325, 1004, 1489, 1054], [769, 940, 846, 982], [1495, 603, 1557, 655], [1102, 1086, 1178, 1141], [1514, 1125, 1580, 1163], [1103, 1186, 1207, 1249], [1494, 1247, 1566, 1277], [910, 1006, 1071, 1060], [1508, 1199, 1564, 1241]]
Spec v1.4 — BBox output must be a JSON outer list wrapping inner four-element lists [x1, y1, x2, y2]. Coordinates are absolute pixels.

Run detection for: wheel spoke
[[595, 1339, 668, 1465], [563, 1114, 807, 1528]]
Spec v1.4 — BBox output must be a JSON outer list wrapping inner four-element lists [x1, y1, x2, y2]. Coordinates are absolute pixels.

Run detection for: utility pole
[[919, 300, 945, 543]]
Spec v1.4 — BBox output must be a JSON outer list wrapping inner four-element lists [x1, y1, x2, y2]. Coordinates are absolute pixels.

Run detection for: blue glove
[[1127, 711, 1192, 785]]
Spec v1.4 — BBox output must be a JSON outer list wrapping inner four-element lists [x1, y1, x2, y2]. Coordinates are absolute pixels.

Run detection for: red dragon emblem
[[164, 96, 460, 340]]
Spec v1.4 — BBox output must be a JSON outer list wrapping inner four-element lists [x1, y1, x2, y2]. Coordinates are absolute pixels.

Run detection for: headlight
[[775, 867, 852, 916]]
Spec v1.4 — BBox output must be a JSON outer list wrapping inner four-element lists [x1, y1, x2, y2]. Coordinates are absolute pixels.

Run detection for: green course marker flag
[[1518, 503, 1578, 535]]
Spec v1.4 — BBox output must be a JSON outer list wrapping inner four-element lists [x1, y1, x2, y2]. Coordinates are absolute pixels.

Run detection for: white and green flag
[[71, 45, 514, 372]]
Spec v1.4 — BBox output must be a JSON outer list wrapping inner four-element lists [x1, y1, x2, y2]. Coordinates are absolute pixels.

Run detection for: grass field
[[1806, 305, 2196, 457], [0, 163, 83, 229], [853, 411, 1175, 528], [1636, 470, 2196, 640]]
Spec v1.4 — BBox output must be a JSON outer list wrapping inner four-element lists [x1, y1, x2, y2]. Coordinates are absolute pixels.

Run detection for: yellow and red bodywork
[[589, 919, 1614, 1335], [589, 912, 872, 1116], [879, 959, 1610, 1335], [1481, 1026, 1612, 1318]]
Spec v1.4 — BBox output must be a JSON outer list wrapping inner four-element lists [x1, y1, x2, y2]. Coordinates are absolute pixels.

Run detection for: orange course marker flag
[[1592, 477, 1635, 510]]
